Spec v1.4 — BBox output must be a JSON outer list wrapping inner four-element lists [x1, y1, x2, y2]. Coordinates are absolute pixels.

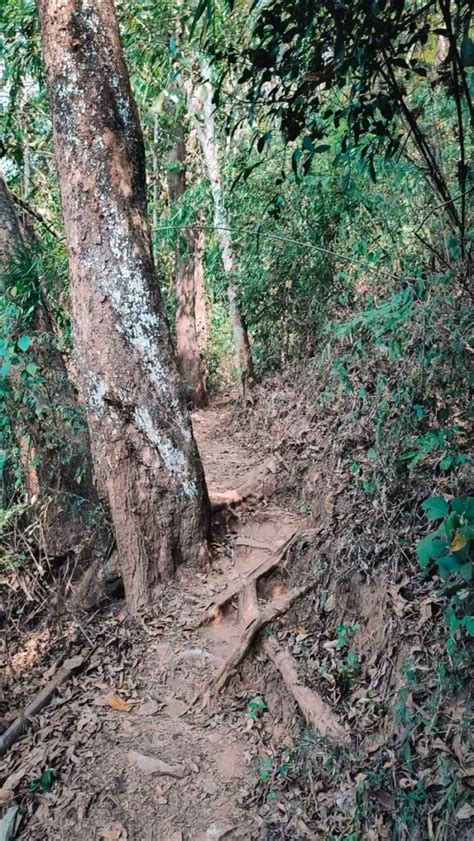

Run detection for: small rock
[[127, 750, 187, 779], [136, 700, 159, 716], [206, 824, 236, 839], [0, 806, 19, 841]]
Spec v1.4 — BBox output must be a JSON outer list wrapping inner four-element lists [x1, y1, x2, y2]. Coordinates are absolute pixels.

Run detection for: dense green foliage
[[0, 0, 472, 835]]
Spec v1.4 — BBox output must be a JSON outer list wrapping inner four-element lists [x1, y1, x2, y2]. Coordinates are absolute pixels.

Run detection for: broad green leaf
[[17, 335, 31, 352], [461, 616, 474, 636], [459, 563, 473, 583], [437, 556, 462, 577], [421, 496, 448, 521], [416, 534, 446, 567]]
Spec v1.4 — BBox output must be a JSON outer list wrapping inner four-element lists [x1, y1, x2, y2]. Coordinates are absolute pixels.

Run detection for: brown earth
[[0, 397, 315, 841], [1, 391, 472, 841]]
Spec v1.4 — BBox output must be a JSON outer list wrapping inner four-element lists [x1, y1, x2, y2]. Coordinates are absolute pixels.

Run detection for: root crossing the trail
[[2, 397, 342, 841]]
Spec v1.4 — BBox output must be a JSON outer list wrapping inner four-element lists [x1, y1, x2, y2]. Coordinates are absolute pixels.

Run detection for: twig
[[10, 193, 61, 239]]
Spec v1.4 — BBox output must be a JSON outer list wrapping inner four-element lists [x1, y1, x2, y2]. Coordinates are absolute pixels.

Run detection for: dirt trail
[[8, 397, 306, 841]]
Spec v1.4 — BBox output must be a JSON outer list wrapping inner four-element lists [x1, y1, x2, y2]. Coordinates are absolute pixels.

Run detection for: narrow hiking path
[[8, 397, 309, 841]]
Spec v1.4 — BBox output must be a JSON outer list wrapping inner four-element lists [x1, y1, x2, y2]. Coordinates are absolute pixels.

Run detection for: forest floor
[[0, 395, 314, 841], [1, 388, 472, 841]]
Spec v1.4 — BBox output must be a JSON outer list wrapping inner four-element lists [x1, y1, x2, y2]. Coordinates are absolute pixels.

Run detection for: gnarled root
[[204, 580, 317, 701], [262, 636, 347, 743]]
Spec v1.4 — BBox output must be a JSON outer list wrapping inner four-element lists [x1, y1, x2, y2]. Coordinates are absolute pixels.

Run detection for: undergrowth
[[240, 266, 472, 840]]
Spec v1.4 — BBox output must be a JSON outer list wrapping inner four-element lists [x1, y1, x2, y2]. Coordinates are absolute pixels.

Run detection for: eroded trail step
[[12, 398, 308, 841]]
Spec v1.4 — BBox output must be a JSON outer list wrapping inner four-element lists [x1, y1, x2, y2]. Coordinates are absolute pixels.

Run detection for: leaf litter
[[0, 387, 472, 840]]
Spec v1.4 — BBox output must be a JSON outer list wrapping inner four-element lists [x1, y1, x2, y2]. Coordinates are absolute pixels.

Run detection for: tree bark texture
[[193, 226, 208, 353], [187, 60, 254, 387], [167, 124, 207, 408], [37, 0, 210, 612], [0, 174, 97, 555]]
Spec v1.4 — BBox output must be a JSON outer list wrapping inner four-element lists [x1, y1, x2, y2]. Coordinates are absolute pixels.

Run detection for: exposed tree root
[[205, 580, 317, 700], [262, 636, 347, 743], [69, 549, 121, 611], [201, 531, 311, 625], [0, 655, 84, 757], [238, 581, 259, 624]]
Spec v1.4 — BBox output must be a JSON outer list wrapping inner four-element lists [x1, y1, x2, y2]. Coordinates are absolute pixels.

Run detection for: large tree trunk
[[186, 60, 254, 388], [38, 0, 210, 613], [167, 124, 207, 408], [0, 175, 98, 556]]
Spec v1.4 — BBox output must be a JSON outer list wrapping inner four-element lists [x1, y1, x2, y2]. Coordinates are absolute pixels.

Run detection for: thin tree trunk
[[193, 227, 208, 353], [0, 175, 98, 556], [37, 0, 210, 613], [151, 114, 159, 258], [186, 59, 254, 388], [167, 124, 207, 408]]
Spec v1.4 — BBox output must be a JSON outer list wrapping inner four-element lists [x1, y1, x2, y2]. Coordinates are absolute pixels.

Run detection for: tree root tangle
[[204, 580, 317, 702]]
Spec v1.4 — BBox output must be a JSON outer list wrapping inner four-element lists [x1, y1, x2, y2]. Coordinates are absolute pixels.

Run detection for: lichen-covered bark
[[167, 124, 207, 408], [0, 174, 97, 555], [37, 0, 210, 612], [186, 59, 254, 388]]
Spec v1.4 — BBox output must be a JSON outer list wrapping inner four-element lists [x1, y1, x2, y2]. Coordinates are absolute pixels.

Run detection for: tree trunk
[[167, 124, 207, 408], [193, 226, 208, 353], [0, 174, 98, 556], [37, 0, 210, 613], [186, 60, 254, 388]]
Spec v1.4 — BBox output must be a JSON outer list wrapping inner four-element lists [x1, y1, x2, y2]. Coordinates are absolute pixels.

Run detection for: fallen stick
[[262, 636, 347, 743], [234, 537, 274, 550], [206, 581, 317, 698], [200, 532, 305, 624], [0, 655, 84, 757]]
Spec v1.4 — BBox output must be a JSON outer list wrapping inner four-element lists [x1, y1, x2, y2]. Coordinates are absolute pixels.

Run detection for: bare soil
[[1, 390, 472, 841], [0, 397, 310, 841]]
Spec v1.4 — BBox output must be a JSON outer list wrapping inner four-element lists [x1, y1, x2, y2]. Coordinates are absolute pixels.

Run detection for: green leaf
[[421, 496, 448, 521], [463, 497, 474, 520], [438, 555, 462, 573], [29, 767, 57, 793], [461, 616, 474, 636], [459, 563, 473, 582], [169, 35, 177, 56], [445, 607, 461, 633], [26, 363, 38, 376], [416, 534, 446, 567], [17, 335, 31, 352]]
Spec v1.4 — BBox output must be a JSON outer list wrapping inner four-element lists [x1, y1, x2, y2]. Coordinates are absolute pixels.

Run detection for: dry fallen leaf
[[106, 694, 132, 713], [136, 700, 159, 716], [99, 821, 128, 840], [0, 789, 13, 806], [456, 802, 474, 821], [128, 750, 187, 778], [451, 532, 467, 552]]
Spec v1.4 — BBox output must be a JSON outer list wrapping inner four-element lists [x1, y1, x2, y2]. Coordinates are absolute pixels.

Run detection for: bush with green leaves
[[417, 495, 474, 643]]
